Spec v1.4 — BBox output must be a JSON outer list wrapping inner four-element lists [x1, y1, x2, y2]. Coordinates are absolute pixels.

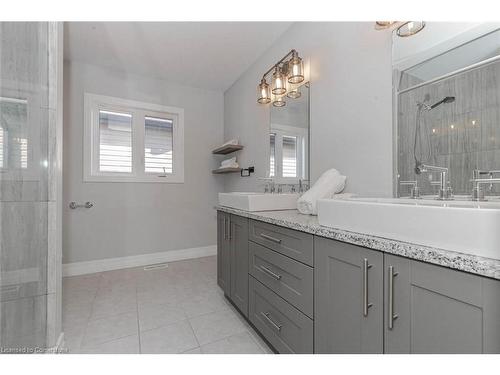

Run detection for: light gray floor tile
[[180, 291, 231, 318], [81, 311, 138, 347], [77, 334, 140, 354], [200, 331, 264, 354], [62, 257, 274, 354], [140, 320, 199, 354], [90, 293, 137, 320], [138, 302, 187, 331], [189, 309, 248, 346], [181, 347, 202, 354]]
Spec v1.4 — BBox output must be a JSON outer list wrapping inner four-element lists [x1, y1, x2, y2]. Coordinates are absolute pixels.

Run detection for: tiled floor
[[62, 256, 273, 354]]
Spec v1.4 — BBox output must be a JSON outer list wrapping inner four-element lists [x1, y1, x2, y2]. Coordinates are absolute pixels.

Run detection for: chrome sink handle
[[399, 180, 420, 199], [471, 169, 500, 201]]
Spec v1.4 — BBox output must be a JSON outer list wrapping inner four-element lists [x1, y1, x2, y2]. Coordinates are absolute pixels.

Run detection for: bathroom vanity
[[216, 206, 500, 354]]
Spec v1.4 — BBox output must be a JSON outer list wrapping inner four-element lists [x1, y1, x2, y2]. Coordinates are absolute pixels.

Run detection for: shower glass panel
[[0, 22, 58, 353]]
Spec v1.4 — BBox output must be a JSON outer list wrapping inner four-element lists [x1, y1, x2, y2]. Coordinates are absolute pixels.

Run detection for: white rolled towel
[[297, 168, 346, 215], [220, 157, 237, 167]]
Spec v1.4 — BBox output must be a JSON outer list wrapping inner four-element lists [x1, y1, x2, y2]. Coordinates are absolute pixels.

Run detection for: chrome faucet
[[471, 169, 500, 201], [414, 162, 453, 200], [399, 180, 420, 199], [298, 179, 309, 193]]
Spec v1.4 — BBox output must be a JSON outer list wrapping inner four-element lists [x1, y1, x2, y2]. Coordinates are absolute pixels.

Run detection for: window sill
[[83, 174, 184, 184]]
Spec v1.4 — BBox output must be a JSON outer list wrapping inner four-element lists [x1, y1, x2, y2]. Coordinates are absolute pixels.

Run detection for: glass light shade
[[286, 84, 301, 99], [374, 21, 397, 30], [257, 79, 271, 104], [272, 94, 286, 107], [288, 54, 304, 84], [272, 67, 286, 95], [396, 21, 425, 37]]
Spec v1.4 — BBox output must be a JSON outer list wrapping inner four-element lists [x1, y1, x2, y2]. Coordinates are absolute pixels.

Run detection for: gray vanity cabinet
[[384, 254, 500, 353], [314, 237, 384, 353], [216, 211, 231, 296], [229, 214, 249, 317]]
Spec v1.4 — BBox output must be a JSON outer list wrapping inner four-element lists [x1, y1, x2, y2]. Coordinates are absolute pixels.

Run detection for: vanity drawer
[[248, 276, 313, 354], [249, 241, 314, 318], [249, 220, 313, 266]]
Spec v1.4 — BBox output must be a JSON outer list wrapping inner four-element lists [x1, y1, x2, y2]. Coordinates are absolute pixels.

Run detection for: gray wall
[[63, 61, 224, 264], [223, 22, 393, 196]]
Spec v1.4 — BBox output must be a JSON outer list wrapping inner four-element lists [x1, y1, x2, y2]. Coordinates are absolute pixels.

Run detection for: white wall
[[63, 61, 224, 264], [223, 22, 393, 196]]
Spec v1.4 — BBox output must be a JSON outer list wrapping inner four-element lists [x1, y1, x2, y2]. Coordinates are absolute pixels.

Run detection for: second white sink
[[317, 197, 500, 259], [218, 192, 300, 212]]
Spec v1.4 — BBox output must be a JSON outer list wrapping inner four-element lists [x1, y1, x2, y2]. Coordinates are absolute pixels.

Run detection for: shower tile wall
[[397, 60, 500, 197], [0, 22, 60, 352]]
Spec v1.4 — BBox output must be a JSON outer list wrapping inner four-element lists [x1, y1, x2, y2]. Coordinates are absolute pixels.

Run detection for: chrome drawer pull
[[260, 233, 282, 244], [362, 258, 373, 317], [260, 265, 282, 280], [388, 265, 399, 330], [261, 312, 282, 332]]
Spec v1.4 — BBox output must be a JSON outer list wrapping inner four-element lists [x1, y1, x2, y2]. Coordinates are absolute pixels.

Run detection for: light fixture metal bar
[[261, 49, 297, 80]]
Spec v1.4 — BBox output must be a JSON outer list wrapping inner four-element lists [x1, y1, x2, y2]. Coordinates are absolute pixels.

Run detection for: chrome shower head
[[428, 96, 455, 110]]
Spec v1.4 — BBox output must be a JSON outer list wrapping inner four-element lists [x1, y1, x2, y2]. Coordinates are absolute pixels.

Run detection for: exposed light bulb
[[257, 78, 271, 104], [272, 67, 286, 95]]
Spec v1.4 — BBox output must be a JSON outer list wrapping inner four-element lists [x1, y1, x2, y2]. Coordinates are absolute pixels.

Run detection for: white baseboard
[[62, 245, 217, 277]]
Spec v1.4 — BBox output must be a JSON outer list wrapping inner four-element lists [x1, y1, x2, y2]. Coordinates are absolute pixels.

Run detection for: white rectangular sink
[[317, 197, 500, 260], [219, 192, 300, 212]]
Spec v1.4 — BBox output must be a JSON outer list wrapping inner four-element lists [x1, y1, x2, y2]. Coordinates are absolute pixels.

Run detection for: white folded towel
[[219, 156, 239, 169], [222, 139, 239, 146], [221, 156, 237, 167], [297, 168, 346, 215]]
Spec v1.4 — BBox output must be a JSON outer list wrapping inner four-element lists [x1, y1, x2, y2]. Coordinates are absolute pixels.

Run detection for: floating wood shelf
[[212, 144, 244, 155], [212, 167, 242, 174]]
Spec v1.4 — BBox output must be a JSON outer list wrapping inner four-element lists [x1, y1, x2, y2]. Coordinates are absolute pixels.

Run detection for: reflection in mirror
[[393, 24, 500, 198], [0, 96, 29, 171], [268, 82, 309, 183]]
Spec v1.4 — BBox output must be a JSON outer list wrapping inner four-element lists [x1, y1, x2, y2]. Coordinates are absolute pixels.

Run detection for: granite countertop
[[216, 205, 500, 281]]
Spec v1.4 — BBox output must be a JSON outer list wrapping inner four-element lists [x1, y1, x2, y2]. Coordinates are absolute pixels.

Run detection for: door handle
[[260, 233, 282, 244], [362, 258, 373, 317], [388, 265, 399, 330]]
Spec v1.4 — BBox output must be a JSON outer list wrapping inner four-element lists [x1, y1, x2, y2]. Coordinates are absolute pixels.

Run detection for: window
[[84, 93, 184, 183], [269, 133, 276, 177], [269, 124, 308, 183], [0, 95, 36, 177]]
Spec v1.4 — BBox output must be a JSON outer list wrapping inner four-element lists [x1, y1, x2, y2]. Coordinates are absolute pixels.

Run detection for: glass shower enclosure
[[0, 22, 62, 353]]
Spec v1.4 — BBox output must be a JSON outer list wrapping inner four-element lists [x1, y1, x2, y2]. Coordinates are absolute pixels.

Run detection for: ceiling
[[64, 22, 292, 92]]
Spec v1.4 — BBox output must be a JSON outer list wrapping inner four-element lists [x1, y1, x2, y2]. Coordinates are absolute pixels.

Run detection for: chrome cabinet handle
[[388, 266, 399, 330], [260, 233, 282, 244], [261, 312, 282, 332], [223, 217, 227, 240], [227, 217, 232, 240], [362, 258, 373, 317], [69, 201, 93, 209], [260, 265, 282, 280]]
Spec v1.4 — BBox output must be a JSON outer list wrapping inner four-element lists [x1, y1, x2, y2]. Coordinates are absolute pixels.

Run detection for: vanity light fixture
[[272, 66, 287, 95], [288, 50, 304, 84], [374, 21, 397, 30], [272, 94, 286, 107], [396, 21, 426, 37], [257, 78, 271, 104], [287, 84, 301, 99], [256, 49, 305, 105], [374, 21, 425, 37]]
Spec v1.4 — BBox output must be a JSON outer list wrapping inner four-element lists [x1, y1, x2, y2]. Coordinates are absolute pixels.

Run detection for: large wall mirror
[[393, 23, 500, 198], [268, 82, 310, 184]]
